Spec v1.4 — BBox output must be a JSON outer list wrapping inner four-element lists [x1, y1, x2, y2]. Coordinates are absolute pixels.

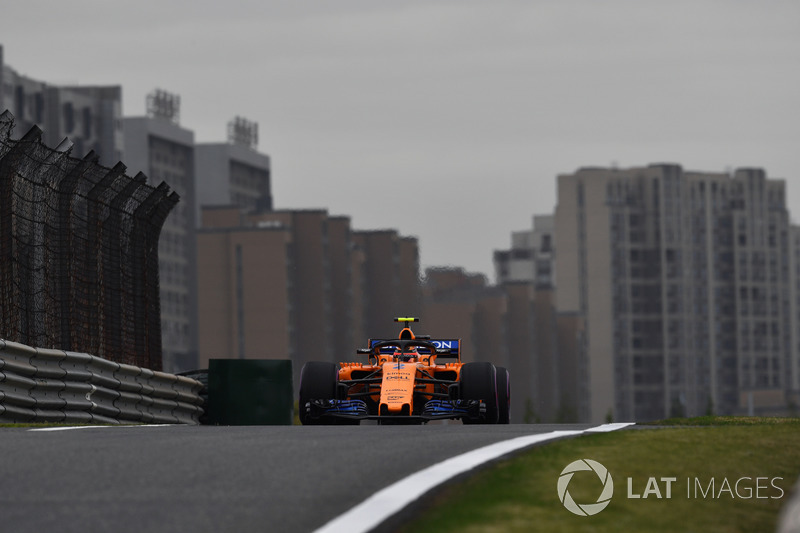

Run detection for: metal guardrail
[[0, 339, 203, 424]]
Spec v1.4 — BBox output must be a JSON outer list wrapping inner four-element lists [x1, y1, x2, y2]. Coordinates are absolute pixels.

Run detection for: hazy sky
[[2, 1, 798, 279]]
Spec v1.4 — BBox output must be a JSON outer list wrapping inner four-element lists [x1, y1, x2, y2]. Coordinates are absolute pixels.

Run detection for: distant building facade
[[122, 91, 197, 372], [487, 214, 574, 423], [197, 206, 293, 368], [252, 209, 339, 379], [420, 267, 566, 424], [194, 117, 271, 226], [555, 164, 799, 422], [196, 207, 420, 388], [353, 230, 422, 339], [0, 45, 123, 166], [494, 215, 554, 286], [123, 100, 273, 372]]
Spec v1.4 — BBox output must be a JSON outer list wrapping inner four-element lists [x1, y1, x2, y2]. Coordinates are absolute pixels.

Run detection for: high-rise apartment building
[[789, 227, 800, 404], [353, 231, 422, 339], [196, 206, 293, 369], [421, 267, 562, 423], [0, 45, 123, 166], [328, 216, 366, 357], [251, 209, 337, 379], [555, 164, 798, 422], [196, 207, 420, 388], [490, 215, 570, 422], [124, 103, 273, 373], [494, 215, 554, 286], [123, 91, 197, 372], [194, 116, 271, 226], [421, 267, 487, 364]]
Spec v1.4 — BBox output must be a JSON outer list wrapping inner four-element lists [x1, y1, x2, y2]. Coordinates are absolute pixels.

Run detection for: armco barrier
[[0, 339, 203, 424]]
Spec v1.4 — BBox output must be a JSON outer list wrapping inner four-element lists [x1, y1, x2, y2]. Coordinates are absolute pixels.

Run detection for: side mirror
[[356, 348, 372, 355]]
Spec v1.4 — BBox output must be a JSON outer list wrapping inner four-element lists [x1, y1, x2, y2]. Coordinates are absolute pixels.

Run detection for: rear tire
[[496, 366, 510, 424], [460, 362, 499, 424], [299, 362, 338, 425]]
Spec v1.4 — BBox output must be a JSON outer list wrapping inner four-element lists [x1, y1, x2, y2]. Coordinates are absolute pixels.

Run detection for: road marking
[[585, 422, 635, 433], [313, 423, 635, 533], [28, 424, 173, 432]]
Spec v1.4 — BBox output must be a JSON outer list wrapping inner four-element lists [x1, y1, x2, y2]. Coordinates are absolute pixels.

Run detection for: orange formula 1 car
[[299, 317, 510, 425]]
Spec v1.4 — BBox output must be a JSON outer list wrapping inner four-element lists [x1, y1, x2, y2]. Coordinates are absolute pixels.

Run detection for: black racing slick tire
[[460, 362, 499, 424], [299, 361, 338, 425], [496, 366, 510, 424]]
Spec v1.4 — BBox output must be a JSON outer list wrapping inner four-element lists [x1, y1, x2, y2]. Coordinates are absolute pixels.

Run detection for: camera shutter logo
[[557, 459, 614, 516]]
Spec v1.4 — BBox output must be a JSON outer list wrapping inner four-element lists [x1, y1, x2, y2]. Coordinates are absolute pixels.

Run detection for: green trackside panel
[[208, 359, 294, 425]]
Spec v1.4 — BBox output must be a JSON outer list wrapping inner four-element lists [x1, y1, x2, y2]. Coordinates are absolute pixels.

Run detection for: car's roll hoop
[[395, 317, 419, 340]]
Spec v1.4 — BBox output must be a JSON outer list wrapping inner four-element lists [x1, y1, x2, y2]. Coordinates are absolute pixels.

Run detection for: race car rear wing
[[366, 338, 461, 358]]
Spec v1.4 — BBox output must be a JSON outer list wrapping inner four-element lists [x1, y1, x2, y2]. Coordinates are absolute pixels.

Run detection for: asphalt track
[[2, 423, 607, 533]]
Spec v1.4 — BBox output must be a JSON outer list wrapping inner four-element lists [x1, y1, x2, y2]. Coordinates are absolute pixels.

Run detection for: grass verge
[[399, 418, 800, 533]]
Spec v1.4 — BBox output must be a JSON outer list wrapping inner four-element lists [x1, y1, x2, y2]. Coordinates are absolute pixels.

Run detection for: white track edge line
[[313, 423, 634, 533], [28, 424, 173, 432]]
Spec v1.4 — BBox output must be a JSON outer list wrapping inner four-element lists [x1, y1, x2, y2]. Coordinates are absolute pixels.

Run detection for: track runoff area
[[313, 422, 634, 533]]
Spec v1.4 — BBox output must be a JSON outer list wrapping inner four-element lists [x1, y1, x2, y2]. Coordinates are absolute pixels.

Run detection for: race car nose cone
[[379, 362, 416, 414]]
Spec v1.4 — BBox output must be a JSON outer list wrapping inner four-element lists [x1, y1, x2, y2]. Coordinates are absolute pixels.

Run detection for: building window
[[83, 107, 92, 138], [63, 102, 75, 133], [541, 234, 552, 252]]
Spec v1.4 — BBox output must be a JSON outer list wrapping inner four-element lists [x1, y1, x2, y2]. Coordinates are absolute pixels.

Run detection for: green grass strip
[[647, 415, 800, 426], [401, 418, 800, 533]]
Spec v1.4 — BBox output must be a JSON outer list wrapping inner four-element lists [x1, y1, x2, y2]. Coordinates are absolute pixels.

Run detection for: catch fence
[[0, 110, 177, 370]]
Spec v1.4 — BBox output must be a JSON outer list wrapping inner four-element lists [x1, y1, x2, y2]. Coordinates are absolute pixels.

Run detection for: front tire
[[496, 366, 510, 424], [299, 362, 338, 425], [460, 362, 499, 424]]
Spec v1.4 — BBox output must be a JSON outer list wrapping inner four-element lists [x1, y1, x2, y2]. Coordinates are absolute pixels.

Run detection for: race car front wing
[[304, 398, 484, 422]]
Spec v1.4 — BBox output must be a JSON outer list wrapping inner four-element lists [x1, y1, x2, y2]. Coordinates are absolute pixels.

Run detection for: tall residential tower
[[123, 90, 197, 372], [556, 164, 797, 422], [1, 45, 123, 165]]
